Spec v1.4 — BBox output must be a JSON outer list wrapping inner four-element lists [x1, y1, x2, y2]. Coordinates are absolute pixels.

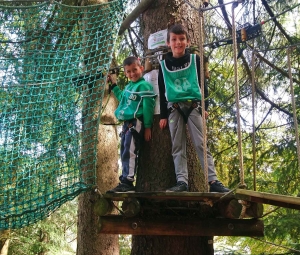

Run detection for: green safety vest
[[160, 54, 202, 102], [114, 79, 156, 122]]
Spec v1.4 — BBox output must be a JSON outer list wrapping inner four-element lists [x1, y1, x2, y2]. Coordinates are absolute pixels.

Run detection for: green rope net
[[0, 0, 127, 230]]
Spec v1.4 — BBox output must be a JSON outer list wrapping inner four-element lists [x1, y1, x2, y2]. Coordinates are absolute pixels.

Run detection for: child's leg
[[187, 109, 218, 183], [168, 103, 188, 184], [120, 119, 142, 183]]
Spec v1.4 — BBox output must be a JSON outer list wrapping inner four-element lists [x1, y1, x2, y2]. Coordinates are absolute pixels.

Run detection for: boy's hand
[[159, 119, 168, 129], [107, 74, 117, 93], [205, 111, 208, 119], [144, 128, 152, 141], [107, 73, 117, 84]]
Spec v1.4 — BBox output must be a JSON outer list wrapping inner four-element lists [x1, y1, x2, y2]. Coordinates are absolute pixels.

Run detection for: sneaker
[[209, 180, 230, 193], [106, 183, 135, 193], [166, 181, 188, 192]]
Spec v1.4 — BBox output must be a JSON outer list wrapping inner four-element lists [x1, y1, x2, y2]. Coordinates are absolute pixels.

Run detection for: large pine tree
[[132, 0, 214, 254]]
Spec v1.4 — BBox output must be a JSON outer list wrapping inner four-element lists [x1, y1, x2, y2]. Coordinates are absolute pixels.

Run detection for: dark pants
[[119, 118, 143, 184]]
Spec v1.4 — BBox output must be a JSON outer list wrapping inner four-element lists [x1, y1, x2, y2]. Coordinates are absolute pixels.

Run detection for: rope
[[198, 6, 209, 192], [251, 51, 257, 191], [238, 199, 250, 219], [287, 47, 300, 171], [231, 2, 245, 187]]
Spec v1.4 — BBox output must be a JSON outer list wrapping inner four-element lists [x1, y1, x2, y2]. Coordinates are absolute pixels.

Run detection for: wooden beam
[[103, 192, 263, 219], [235, 189, 300, 210], [98, 216, 264, 237], [103, 191, 229, 202], [118, 0, 154, 35]]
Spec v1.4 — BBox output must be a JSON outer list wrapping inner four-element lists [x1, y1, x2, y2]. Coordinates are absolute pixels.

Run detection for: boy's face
[[167, 32, 190, 58], [124, 62, 144, 82]]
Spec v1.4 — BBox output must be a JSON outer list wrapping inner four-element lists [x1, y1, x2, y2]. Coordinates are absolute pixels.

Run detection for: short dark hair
[[167, 24, 190, 42], [123, 56, 141, 67]]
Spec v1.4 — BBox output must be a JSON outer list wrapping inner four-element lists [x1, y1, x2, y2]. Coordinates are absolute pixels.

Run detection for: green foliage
[[2, 0, 300, 253], [119, 235, 131, 255], [206, 0, 300, 253], [8, 199, 77, 255]]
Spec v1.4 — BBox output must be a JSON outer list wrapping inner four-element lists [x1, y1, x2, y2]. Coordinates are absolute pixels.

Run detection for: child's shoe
[[106, 183, 135, 193], [209, 180, 230, 193], [166, 181, 188, 192]]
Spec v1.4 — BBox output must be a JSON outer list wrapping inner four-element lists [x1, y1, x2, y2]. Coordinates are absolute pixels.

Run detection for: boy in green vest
[[158, 24, 230, 193], [106, 56, 156, 193]]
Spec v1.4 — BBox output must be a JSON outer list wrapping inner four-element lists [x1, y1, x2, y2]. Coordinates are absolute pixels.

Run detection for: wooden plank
[[98, 216, 264, 237], [235, 189, 300, 210], [103, 191, 231, 202], [101, 192, 263, 219]]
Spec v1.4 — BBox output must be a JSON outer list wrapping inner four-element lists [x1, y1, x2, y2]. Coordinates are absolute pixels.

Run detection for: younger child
[[107, 56, 156, 193], [158, 24, 230, 193]]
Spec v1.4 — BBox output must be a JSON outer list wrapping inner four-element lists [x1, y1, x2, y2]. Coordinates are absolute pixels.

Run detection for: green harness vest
[[160, 54, 202, 102]]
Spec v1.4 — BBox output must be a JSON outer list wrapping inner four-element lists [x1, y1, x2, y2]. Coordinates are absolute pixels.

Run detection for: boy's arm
[[142, 94, 155, 128], [107, 74, 122, 101], [144, 128, 152, 141], [137, 81, 156, 129], [158, 65, 169, 119], [110, 85, 123, 101]]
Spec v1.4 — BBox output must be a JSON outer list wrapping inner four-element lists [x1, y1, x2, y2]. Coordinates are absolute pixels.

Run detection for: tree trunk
[[132, 1, 213, 254], [76, 0, 120, 253], [77, 88, 120, 255], [0, 230, 10, 255]]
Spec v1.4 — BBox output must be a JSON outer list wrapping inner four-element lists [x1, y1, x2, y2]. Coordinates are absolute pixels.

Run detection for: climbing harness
[[120, 119, 143, 145], [168, 101, 202, 123]]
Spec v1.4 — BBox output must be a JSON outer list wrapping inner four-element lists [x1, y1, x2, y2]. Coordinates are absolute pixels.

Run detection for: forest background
[[1, 0, 300, 254]]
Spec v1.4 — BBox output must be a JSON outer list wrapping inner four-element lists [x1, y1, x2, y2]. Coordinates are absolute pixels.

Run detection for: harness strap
[[121, 119, 143, 142], [168, 101, 201, 123]]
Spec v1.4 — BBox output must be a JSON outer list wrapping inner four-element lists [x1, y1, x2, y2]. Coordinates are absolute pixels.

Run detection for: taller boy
[[158, 24, 230, 193]]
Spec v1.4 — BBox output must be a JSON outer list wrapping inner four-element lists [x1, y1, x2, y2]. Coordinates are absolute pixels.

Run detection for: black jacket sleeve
[[158, 65, 169, 119]]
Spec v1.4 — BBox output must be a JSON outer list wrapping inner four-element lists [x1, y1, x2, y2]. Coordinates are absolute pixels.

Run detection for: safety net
[[0, 0, 127, 229]]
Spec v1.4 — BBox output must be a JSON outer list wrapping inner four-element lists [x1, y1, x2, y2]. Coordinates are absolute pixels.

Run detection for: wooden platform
[[95, 191, 264, 237], [103, 191, 230, 202], [235, 189, 300, 210], [96, 189, 300, 237], [100, 191, 263, 219]]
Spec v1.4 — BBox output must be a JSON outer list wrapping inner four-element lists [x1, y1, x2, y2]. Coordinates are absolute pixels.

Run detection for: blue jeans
[[119, 118, 143, 184]]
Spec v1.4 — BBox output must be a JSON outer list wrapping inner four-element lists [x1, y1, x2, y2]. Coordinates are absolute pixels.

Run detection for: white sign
[[148, 29, 168, 49], [144, 69, 160, 115]]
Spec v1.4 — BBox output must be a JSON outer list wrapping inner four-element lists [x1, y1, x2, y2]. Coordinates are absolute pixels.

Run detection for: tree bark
[[132, 1, 213, 254], [77, 87, 120, 255], [76, 0, 120, 253], [0, 230, 10, 255]]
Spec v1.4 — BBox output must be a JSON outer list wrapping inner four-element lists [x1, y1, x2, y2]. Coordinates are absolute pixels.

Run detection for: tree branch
[[253, 50, 300, 85], [118, 0, 154, 35], [261, 0, 293, 44]]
